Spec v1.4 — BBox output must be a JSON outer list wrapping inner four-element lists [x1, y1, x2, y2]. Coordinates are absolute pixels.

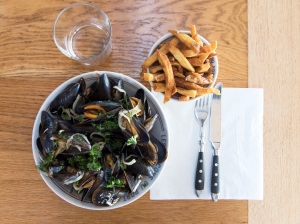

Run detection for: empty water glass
[[53, 3, 112, 65]]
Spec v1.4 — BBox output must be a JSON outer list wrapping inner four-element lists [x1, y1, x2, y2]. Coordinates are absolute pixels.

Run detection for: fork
[[194, 95, 210, 197]]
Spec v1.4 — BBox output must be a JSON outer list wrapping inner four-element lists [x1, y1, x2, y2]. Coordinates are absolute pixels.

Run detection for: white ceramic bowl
[[147, 30, 219, 102], [32, 71, 169, 210]]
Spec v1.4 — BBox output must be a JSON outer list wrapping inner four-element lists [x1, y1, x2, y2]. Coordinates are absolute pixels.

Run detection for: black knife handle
[[211, 155, 219, 194], [195, 151, 205, 190]]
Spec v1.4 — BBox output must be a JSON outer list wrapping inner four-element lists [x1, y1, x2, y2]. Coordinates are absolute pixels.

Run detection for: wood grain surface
[[248, 0, 300, 224], [0, 0, 248, 223]]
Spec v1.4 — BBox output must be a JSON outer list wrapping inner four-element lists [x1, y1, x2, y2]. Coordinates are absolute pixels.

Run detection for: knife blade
[[209, 82, 222, 202]]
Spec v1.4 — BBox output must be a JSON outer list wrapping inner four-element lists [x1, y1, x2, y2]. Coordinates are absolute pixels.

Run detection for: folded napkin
[[150, 88, 263, 200]]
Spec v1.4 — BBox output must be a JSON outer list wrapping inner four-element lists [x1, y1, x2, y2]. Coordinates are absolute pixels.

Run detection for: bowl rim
[[32, 71, 169, 210], [147, 30, 219, 102]]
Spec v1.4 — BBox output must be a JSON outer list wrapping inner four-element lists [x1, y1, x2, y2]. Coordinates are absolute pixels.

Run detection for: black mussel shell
[[92, 187, 120, 206], [36, 137, 46, 158], [57, 119, 73, 131], [78, 78, 86, 96], [82, 170, 105, 202], [40, 130, 53, 154], [54, 166, 83, 185], [112, 80, 124, 101], [126, 159, 154, 177], [144, 114, 158, 133], [41, 111, 58, 133], [50, 82, 80, 112], [132, 117, 150, 145], [90, 74, 112, 101], [150, 135, 168, 163]]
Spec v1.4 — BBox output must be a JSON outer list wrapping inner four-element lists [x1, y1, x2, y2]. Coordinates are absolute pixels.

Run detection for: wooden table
[[0, 0, 248, 223]]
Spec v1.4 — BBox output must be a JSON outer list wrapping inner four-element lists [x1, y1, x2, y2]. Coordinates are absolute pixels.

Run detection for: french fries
[[200, 41, 217, 53], [167, 42, 195, 72], [177, 87, 197, 98], [169, 30, 200, 52], [185, 74, 211, 85], [157, 50, 177, 103], [190, 25, 203, 47], [188, 53, 210, 66], [195, 63, 210, 73], [179, 95, 190, 101], [142, 25, 219, 102], [142, 38, 179, 68], [149, 65, 163, 73], [152, 82, 166, 92], [144, 73, 165, 82]]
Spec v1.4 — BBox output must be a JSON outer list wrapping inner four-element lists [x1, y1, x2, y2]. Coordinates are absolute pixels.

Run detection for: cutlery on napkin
[[150, 88, 263, 200]]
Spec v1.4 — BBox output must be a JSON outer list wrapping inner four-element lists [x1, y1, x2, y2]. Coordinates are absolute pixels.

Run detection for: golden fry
[[208, 52, 217, 58], [179, 95, 190, 101], [143, 73, 155, 82], [169, 30, 200, 52], [154, 73, 165, 82], [185, 71, 202, 78], [175, 77, 204, 90], [190, 25, 203, 46], [187, 53, 210, 66], [185, 74, 211, 85], [152, 82, 166, 92], [181, 49, 199, 57], [195, 63, 211, 73], [167, 43, 195, 72], [149, 65, 163, 73], [157, 50, 177, 103], [177, 87, 197, 98], [174, 72, 185, 78], [200, 41, 217, 53], [142, 38, 179, 68], [196, 88, 220, 96]]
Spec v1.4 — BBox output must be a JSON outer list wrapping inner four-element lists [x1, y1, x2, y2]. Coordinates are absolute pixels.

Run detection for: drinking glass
[[53, 3, 112, 65]]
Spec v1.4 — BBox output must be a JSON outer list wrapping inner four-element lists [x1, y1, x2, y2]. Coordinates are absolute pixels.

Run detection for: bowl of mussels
[[32, 71, 169, 210]]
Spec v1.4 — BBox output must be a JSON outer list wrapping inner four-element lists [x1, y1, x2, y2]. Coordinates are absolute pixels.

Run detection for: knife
[[209, 82, 222, 202]]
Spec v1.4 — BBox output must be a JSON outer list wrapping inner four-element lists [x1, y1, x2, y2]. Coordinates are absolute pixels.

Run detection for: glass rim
[[53, 3, 112, 62]]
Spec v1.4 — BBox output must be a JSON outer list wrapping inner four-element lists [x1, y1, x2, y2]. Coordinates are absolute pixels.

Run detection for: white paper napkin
[[150, 88, 263, 200]]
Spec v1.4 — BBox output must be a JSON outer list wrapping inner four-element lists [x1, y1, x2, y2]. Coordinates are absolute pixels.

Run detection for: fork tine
[[200, 97, 204, 109], [195, 100, 199, 108]]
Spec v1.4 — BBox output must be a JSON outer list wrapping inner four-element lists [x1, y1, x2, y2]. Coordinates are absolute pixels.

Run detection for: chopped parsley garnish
[[77, 115, 84, 122], [126, 135, 138, 146], [36, 149, 55, 172], [61, 113, 69, 120], [92, 123, 104, 131], [102, 120, 119, 130], [104, 176, 125, 188]]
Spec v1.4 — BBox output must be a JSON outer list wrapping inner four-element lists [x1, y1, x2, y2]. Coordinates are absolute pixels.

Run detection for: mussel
[[92, 187, 120, 206], [90, 74, 112, 101], [50, 82, 80, 112]]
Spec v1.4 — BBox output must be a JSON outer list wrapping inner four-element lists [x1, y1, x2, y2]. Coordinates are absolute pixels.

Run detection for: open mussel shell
[[90, 74, 112, 101], [126, 159, 154, 177], [82, 107, 121, 124], [41, 111, 58, 133], [112, 80, 124, 101], [138, 140, 158, 165], [40, 130, 53, 154], [50, 82, 80, 112], [144, 114, 158, 133], [132, 117, 150, 145], [53, 166, 83, 185], [134, 89, 152, 122], [92, 187, 120, 206], [150, 135, 168, 163], [81, 170, 104, 201]]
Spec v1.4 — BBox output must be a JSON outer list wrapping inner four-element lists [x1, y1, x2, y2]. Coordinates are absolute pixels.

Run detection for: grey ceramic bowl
[[32, 71, 169, 210]]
